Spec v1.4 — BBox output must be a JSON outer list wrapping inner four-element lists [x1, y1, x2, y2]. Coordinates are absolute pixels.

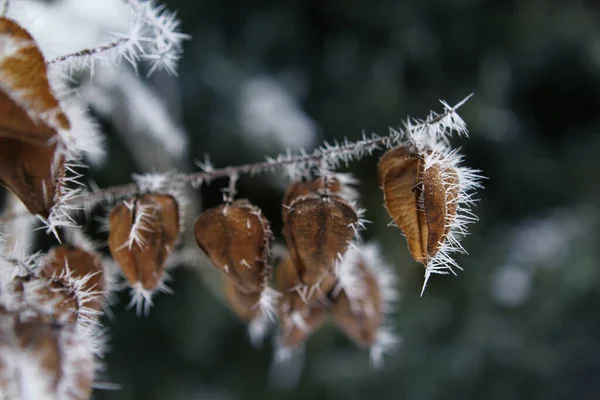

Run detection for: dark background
[[51, 0, 600, 399]]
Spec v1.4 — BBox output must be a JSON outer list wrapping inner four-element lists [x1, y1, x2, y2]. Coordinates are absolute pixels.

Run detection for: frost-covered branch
[[0, 96, 473, 224], [45, 0, 189, 75]]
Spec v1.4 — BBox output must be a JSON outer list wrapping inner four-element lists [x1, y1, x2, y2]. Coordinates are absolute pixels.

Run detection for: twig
[[0, 98, 470, 224], [46, 38, 130, 66]]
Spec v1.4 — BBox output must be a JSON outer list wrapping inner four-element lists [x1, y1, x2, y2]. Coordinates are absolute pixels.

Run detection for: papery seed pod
[[331, 260, 382, 347], [0, 273, 99, 400], [282, 178, 342, 209], [0, 17, 69, 217], [0, 318, 96, 400], [422, 163, 460, 258], [275, 253, 330, 348], [194, 199, 273, 294], [379, 146, 428, 263], [0, 18, 70, 133], [0, 139, 65, 218], [108, 194, 180, 290], [282, 179, 342, 272], [332, 244, 399, 366], [287, 195, 357, 286], [223, 278, 261, 322], [283, 180, 357, 287], [380, 143, 483, 294], [42, 245, 106, 315], [8, 276, 79, 326]]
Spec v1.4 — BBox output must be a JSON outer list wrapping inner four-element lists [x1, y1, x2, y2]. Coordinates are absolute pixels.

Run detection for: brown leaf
[[0, 17, 69, 217], [422, 163, 460, 257], [194, 199, 272, 294], [43, 245, 105, 313], [284, 191, 357, 287], [331, 259, 382, 348], [379, 147, 428, 263], [108, 194, 180, 290]]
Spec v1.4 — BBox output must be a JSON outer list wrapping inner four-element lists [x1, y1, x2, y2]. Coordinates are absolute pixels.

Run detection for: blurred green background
[[82, 0, 600, 399]]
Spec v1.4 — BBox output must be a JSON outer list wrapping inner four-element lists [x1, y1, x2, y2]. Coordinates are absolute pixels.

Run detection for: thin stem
[[0, 99, 469, 224], [46, 37, 130, 66]]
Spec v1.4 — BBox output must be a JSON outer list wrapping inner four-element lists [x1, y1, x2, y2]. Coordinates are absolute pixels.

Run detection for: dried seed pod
[[275, 253, 331, 348], [0, 139, 65, 218], [331, 244, 399, 366], [223, 278, 261, 322], [194, 200, 272, 294], [0, 317, 95, 400], [331, 260, 382, 347], [108, 194, 180, 290], [0, 17, 69, 217], [282, 179, 343, 272], [284, 189, 357, 287], [0, 273, 98, 399], [379, 146, 428, 263], [422, 163, 460, 258], [42, 245, 106, 315], [282, 178, 342, 209]]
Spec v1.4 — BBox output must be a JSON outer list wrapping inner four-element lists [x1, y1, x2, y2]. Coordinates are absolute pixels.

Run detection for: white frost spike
[[369, 326, 401, 369], [247, 313, 270, 348], [257, 286, 280, 322], [126, 271, 172, 316]]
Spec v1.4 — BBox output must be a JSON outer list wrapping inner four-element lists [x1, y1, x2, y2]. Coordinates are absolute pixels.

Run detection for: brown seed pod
[[284, 188, 357, 288], [379, 146, 428, 263], [223, 278, 261, 322], [275, 253, 331, 348], [0, 17, 69, 217], [282, 179, 343, 273], [0, 317, 95, 400], [282, 178, 342, 210], [0, 140, 64, 218], [422, 163, 460, 258], [331, 261, 382, 348], [194, 199, 272, 294], [108, 194, 180, 290], [42, 245, 106, 314]]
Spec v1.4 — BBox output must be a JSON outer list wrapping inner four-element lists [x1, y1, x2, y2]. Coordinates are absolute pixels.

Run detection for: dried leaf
[[108, 194, 180, 290], [194, 199, 272, 294]]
